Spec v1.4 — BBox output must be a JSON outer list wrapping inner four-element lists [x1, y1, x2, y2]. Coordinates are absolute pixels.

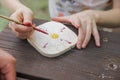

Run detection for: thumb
[[23, 12, 33, 27]]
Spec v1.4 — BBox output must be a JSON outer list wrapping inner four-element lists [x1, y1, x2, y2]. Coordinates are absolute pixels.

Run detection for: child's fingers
[[9, 12, 33, 33], [92, 21, 100, 47], [15, 32, 31, 39], [15, 25, 33, 33], [9, 22, 33, 33], [23, 11, 33, 26], [70, 17, 81, 28], [76, 28, 85, 49], [82, 20, 92, 48], [9, 16, 33, 39], [51, 17, 70, 23], [10, 12, 23, 23], [52, 16, 81, 28]]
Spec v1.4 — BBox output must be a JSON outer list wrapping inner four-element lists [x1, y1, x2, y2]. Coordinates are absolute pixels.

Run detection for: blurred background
[[1, 0, 120, 33], [0, 0, 49, 31]]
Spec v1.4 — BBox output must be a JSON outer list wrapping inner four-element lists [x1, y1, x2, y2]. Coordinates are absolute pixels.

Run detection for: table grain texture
[[0, 19, 120, 80]]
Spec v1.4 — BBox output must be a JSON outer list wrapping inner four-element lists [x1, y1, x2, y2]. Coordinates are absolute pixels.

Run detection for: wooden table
[[0, 19, 120, 80]]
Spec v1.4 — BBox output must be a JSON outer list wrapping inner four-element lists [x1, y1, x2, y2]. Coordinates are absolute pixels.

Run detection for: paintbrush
[[0, 15, 48, 35]]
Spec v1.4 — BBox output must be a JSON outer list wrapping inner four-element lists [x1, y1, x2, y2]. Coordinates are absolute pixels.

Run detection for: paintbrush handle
[[0, 15, 48, 35], [0, 15, 24, 25]]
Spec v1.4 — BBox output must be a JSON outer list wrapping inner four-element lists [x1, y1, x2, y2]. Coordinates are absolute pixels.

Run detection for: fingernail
[[77, 44, 81, 49], [82, 44, 86, 49], [97, 43, 100, 47]]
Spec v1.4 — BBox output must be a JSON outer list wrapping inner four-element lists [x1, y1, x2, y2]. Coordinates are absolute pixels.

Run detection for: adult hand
[[0, 49, 16, 80]]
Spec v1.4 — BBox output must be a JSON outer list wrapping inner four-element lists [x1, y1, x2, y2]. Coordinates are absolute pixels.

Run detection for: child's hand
[[9, 6, 34, 39], [52, 10, 100, 49], [0, 49, 16, 80]]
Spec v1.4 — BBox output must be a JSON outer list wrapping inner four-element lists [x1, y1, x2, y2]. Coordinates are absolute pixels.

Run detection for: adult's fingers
[[0, 50, 16, 80], [0, 74, 5, 80], [2, 59, 16, 80]]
